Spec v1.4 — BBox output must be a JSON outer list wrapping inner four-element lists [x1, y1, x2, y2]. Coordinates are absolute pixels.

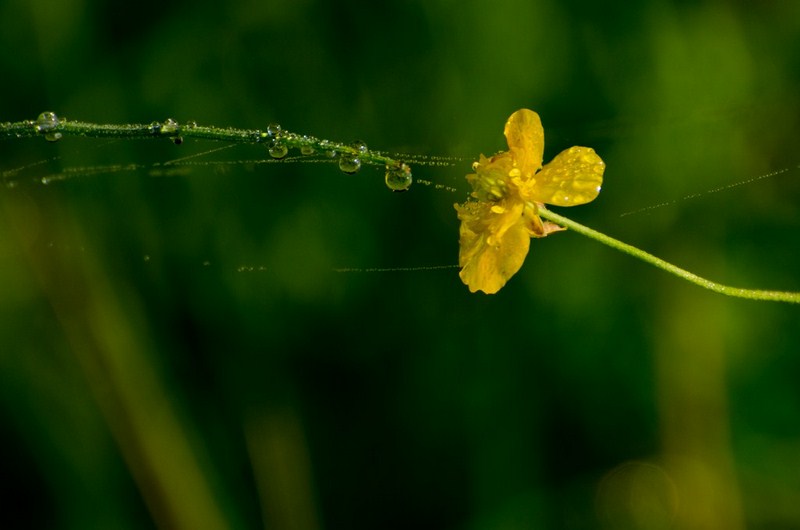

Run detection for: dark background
[[1, 1, 799, 529]]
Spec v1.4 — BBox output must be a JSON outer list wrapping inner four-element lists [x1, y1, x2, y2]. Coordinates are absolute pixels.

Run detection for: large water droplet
[[36, 111, 58, 130], [385, 163, 412, 192], [266, 123, 282, 138], [338, 141, 368, 174], [36, 111, 62, 142], [338, 154, 361, 174], [268, 140, 288, 159]]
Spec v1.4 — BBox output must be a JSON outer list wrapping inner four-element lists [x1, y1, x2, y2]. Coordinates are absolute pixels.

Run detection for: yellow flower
[[455, 109, 605, 294]]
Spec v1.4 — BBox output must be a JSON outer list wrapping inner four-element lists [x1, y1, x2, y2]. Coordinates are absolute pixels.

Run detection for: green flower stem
[[0, 113, 403, 168], [539, 206, 800, 304]]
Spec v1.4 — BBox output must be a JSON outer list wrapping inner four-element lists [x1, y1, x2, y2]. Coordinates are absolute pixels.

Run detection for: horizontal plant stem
[[0, 114, 403, 168], [539, 206, 800, 304]]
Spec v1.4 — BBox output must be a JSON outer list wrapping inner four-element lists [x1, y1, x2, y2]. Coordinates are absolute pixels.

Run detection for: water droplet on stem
[[351, 140, 368, 153], [266, 123, 282, 138], [36, 111, 62, 142], [161, 118, 178, 134], [338, 154, 361, 174], [338, 140, 368, 174], [385, 162, 413, 192], [268, 140, 288, 159]]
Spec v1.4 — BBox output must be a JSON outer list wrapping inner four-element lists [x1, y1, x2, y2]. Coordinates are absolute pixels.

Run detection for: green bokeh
[[1, 1, 799, 529]]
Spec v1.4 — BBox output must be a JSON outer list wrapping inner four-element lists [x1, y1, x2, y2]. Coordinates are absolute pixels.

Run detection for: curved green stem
[[539, 206, 800, 304]]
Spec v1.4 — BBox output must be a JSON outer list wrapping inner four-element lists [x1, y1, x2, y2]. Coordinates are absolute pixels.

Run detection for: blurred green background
[[1, 1, 799, 529]]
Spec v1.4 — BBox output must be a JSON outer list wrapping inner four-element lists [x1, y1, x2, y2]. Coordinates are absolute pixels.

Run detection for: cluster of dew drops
[[24, 112, 414, 193], [259, 122, 413, 193], [1, 112, 64, 187]]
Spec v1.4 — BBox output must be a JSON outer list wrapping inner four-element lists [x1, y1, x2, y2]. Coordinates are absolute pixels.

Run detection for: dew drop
[[36, 111, 58, 130], [149, 121, 162, 135], [161, 118, 179, 135], [266, 123, 282, 138], [385, 162, 413, 192], [36, 111, 62, 142], [268, 140, 288, 159], [156, 119, 183, 144], [338, 141, 368, 174], [351, 140, 368, 154], [298, 134, 315, 153], [338, 154, 361, 174]]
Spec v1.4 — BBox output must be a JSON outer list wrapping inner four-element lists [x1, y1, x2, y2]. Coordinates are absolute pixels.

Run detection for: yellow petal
[[455, 201, 530, 294], [503, 109, 544, 176], [531, 146, 605, 206], [459, 222, 530, 294]]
